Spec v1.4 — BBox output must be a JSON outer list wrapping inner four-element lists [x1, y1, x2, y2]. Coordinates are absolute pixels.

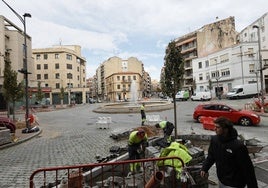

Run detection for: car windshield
[[229, 88, 238, 92]]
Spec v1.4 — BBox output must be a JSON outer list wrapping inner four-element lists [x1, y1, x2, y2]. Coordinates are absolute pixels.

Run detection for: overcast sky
[[1, 0, 267, 81]]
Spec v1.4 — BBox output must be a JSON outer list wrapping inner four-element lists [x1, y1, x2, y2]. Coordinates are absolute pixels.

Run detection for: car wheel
[[197, 116, 202, 123], [239, 117, 252, 126]]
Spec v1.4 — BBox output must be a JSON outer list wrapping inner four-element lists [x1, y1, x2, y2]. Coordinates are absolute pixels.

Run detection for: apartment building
[[143, 71, 152, 97], [0, 15, 33, 109], [239, 12, 268, 92], [32, 45, 88, 105], [95, 56, 145, 102], [174, 17, 237, 93], [192, 42, 259, 97]]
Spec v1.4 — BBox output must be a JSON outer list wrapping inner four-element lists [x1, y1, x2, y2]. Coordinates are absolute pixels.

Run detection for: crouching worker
[[157, 142, 192, 181], [155, 121, 174, 143], [128, 129, 148, 174]]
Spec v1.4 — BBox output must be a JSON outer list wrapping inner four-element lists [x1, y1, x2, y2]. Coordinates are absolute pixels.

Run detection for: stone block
[[0, 128, 11, 145]]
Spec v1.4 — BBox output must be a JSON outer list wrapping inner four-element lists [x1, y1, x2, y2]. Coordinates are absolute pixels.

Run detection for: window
[[210, 57, 217, 65], [206, 72, 210, 80], [220, 54, 229, 63], [249, 64, 255, 73], [221, 69, 230, 77], [211, 71, 219, 78], [55, 63, 59, 69], [66, 54, 72, 60], [44, 74, 48, 79], [67, 73, 72, 79], [77, 75, 79, 80], [55, 73, 60, 79], [36, 54, 41, 60], [55, 54, 59, 59], [198, 62, 202, 69], [77, 67, 79, 72], [133, 76, 136, 80], [67, 64, 72, 69], [247, 48, 254, 57], [37, 74, 41, 80], [37, 64, 41, 70], [117, 76, 120, 81], [44, 64, 48, 69], [117, 85, 120, 89], [205, 60, 209, 67], [56, 83, 60, 89], [199, 73, 203, 81], [44, 54, 48, 60]]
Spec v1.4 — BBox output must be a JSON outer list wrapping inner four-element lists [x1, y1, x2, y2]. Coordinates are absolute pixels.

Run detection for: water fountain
[[130, 80, 138, 104], [93, 80, 173, 114]]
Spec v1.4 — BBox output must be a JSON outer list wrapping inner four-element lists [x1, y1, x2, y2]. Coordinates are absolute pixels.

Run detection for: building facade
[[0, 15, 33, 109], [95, 56, 145, 102], [239, 12, 268, 92], [32, 45, 88, 105], [174, 17, 237, 92], [192, 42, 259, 97]]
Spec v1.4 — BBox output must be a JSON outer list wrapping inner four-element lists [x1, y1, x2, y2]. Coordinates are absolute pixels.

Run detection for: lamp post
[[67, 73, 71, 105], [253, 25, 265, 111], [2, 0, 32, 129]]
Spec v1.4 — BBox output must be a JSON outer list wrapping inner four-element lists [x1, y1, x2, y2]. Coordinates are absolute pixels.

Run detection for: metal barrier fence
[[30, 156, 187, 188]]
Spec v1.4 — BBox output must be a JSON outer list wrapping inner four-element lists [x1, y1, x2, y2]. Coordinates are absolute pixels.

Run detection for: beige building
[[32, 45, 88, 104], [0, 15, 34, 109], [174, 17, 237, 92], [95, 56, 145, 102]]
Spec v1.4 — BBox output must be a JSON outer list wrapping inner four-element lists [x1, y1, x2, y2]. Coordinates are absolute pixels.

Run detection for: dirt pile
[[133, 125, 162, 137]]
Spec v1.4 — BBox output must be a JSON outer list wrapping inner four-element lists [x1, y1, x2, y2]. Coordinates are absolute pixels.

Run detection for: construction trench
[[30, 126, 263, 188]]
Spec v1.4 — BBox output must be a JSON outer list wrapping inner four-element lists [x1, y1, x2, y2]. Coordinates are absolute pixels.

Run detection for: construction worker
[[128, 129, 148, 173], [157, 141, 192, 180], [155, 121, 174, 143], [140, 103, 146, 126]]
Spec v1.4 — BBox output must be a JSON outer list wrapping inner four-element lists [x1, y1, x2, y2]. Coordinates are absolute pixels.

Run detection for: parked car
[[193, 103, 261, 126], [191, 92, 211, 101], [88, 98, 96, 104], [175, 90, 189, 101]]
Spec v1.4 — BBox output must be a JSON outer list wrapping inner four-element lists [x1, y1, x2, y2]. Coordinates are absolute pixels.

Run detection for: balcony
[[121, 79, 132, 83]]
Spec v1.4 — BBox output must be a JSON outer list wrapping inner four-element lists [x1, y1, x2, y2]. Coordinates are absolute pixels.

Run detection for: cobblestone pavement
[[0, 100, 268, 187]]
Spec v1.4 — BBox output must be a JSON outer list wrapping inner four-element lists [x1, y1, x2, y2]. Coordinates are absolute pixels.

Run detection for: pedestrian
[[200, 117, 258, 188], [155, 121, 174, 143], [140, 103, 146, 126], [128, 129, 148, 174]]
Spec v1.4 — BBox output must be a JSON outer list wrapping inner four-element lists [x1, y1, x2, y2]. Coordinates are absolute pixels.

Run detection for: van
[[191, 91, 211, 101], [226, 83, 259, 99], [175, 90, 189, 101]]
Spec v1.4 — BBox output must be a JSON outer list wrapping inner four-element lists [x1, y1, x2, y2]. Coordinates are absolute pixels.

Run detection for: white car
[[191, 92, 211, 101]]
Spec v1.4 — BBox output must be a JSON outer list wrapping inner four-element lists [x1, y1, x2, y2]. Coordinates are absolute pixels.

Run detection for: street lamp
[[253, 25, 265, 112], [67, 73, 72, 105], [2, 0, 32, 129]]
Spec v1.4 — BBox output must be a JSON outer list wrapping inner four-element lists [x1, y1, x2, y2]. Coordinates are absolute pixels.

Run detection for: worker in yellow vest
[[140, 103, 146, 126], [128, 129, 148, 173], [155, 121, 174, 143]]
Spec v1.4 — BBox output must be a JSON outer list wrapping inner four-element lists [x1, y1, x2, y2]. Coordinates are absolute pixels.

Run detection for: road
[[0, 98, 267, 187]]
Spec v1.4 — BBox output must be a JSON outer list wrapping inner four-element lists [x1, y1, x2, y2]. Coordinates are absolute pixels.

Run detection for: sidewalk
[[0, 128, 42, 150]]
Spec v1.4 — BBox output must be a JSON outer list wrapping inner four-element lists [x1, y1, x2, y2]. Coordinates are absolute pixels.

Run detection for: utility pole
[[253, 25, 265, 112]]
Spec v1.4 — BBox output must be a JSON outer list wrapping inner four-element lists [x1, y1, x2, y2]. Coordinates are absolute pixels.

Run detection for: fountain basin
[[93, 100, 173, 114]]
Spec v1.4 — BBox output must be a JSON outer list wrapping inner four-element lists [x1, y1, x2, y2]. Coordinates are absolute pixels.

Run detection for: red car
[[193, 103, 261, 126]]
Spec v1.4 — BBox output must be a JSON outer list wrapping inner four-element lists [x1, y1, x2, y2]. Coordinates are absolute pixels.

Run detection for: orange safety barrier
[[29, 156, 186, 188], [200, 116, 216, 131]]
